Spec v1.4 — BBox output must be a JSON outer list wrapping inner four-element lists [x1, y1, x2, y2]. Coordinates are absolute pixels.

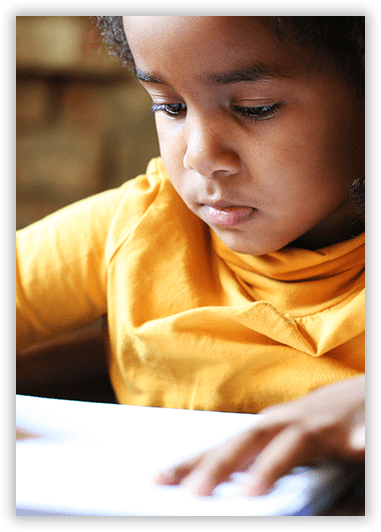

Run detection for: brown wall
[[16, 16, 160, 230]]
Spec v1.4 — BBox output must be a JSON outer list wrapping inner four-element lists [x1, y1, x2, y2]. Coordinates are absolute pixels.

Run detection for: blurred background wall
[[16, 16, 160, 230]]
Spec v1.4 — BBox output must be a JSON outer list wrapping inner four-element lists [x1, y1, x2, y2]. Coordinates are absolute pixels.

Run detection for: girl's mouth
[[201, 204, 256, 226]]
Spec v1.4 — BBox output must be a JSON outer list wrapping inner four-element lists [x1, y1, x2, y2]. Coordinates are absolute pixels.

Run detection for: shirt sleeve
[[16, 184, 128, 352]]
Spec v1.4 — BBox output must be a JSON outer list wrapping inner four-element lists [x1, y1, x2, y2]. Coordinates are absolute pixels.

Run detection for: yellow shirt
[[16, 158, 365, 412]]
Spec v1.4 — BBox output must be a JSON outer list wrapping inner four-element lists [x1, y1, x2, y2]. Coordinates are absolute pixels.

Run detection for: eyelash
[[151, 102, 281, 122], [151, 103, 186, 117], [233, 103, 281, 121]]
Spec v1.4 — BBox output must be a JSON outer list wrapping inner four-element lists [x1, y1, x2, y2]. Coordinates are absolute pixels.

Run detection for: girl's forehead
[[123, 16, 312, 77], [124, 16, 279, 50]]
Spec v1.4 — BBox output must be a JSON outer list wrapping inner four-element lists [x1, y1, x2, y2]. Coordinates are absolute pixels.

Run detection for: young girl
[[17, 16, 365, 497]]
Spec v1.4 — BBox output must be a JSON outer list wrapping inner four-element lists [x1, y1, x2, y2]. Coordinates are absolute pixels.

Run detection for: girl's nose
[[182, 115, 241, 177]]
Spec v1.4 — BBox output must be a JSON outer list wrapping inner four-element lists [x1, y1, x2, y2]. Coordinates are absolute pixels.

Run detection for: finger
[[347, 423, 365, 461], [179, 424, 285, 496], [153, 454, 204, 486], [243, 426, 313, 497], [154, 419, 287, 494]]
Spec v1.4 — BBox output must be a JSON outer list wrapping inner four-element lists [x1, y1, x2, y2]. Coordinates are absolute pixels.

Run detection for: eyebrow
[[134, 63, 283, 86], [134, 67, 163, 84], [207, 64, 282, 85]]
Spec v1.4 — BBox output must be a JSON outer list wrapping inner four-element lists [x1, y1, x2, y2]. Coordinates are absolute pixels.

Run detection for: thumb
[[349, 423, 365, 452]]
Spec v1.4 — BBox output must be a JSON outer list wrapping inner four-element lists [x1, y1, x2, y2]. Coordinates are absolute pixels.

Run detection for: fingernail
[[244, 479, 268, 497], [153, 470, 174, 485], [245, 485, 263, 497], [184, 473, 214, 497]]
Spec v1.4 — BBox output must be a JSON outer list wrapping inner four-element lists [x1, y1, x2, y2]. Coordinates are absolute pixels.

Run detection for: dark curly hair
[[94, 16, 365, 224]]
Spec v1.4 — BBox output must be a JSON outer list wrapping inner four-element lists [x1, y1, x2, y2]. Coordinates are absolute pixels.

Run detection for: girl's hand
[[153, 374, 365, 497]]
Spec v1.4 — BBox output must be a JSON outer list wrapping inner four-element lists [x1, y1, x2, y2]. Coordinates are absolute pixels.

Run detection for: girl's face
[[123, 16, 364, 255]]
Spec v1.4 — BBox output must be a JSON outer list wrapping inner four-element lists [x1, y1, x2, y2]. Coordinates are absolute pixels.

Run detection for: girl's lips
[[202, 204, 255, 226]]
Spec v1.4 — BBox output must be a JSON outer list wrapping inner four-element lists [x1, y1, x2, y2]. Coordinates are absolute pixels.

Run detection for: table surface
[[16, 394, 364, 516]]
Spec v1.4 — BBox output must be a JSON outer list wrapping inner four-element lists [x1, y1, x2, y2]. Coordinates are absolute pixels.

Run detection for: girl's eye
[[150, 101, 281, 121], [233, 103, 281, 121], [151, 103, 186, 117]]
